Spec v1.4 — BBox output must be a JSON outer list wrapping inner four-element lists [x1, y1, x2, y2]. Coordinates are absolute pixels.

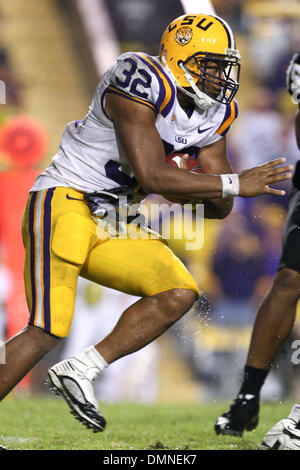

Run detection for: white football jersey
[[31, 52, 238, 194]]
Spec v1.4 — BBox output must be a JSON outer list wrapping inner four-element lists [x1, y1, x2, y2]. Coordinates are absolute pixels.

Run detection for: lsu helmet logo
[[175, 27, 193, 46]]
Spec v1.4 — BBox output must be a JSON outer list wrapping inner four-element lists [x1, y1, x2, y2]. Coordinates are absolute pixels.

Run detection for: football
[[163, 153, 203, 205], [165, 152, 203, 173]]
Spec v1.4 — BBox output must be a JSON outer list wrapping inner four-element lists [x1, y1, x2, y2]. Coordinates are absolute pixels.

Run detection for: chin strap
[[160, 56, 216, 111], [178, 63, 216, 111]]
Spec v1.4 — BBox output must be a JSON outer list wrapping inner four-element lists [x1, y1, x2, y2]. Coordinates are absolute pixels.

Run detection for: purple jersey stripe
[[28, 192, 37, 326], [107, 87, 156, 112], [220, 100, 238, 136], [219, 102, 232, 129], [143, 55, 176, 117], [134, 54, 166, 114], [43, 188, 55, 334], [220, 126, 230, 137]]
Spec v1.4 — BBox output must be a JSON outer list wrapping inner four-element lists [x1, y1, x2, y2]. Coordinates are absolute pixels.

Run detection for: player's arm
[[106, 92, 224, 198], [105, 93, 292, 199], [195, 138, 233, 219]]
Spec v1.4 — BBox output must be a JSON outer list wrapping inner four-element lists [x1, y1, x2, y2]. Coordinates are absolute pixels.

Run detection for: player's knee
[[171, 288, 197, 311], [273, 268, 300, 300], [160, 288, 197, 324]]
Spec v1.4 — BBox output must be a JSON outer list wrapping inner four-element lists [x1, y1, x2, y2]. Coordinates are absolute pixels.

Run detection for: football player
[[215, 53, 300, 447], [0, 14, 293, 433]]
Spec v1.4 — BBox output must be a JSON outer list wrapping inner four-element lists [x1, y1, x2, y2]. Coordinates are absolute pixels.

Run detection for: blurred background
[[0, 0, 300, 405]]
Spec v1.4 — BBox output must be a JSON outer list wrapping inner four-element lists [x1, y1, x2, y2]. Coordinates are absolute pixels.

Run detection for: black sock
[[238, 365, 269, 398]]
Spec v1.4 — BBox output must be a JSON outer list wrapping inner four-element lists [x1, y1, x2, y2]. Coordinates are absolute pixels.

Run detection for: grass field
[[0, 397, 294, 451]]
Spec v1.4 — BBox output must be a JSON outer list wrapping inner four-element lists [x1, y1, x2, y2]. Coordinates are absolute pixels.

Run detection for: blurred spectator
[[214, 0, 245, 34], [229, 87, 283, 171], [0, 47, 20, 108], [248, 18, 292, 86], [248, 201, 287, 277], [211, 212, 265, 326], [104, 0, 184, 54]]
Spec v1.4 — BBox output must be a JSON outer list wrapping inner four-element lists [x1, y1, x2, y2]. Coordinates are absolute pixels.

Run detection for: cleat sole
[[45, 371, 106, 433], [215, 426, 242, 437]]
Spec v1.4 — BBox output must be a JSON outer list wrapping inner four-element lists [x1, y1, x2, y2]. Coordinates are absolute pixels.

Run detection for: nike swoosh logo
[[198, 126, 213, 134], [66, 194, 83, 201]]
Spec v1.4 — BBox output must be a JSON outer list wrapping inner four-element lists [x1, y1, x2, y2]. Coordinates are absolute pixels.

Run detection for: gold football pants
[[22, 187, 199, 337]]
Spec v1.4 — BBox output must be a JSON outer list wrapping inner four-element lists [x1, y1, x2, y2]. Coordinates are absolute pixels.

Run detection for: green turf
[[0, 397, 294, 450]]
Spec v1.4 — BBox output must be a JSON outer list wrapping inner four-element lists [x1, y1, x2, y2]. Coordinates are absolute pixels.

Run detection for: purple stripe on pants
[[42, 188, 55, 333], [28, 192, 37, 325]]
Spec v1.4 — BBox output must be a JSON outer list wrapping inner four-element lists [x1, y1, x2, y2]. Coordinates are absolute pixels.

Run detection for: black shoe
[[0, 446, 7, 450], [214, 394, 259, 437]]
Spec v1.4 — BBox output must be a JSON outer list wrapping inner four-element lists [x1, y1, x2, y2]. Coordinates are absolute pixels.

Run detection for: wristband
[[220, 174, 239, 197]]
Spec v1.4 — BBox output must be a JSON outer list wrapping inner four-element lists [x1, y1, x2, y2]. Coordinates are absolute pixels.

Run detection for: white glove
[[261, 404, 300, 450]]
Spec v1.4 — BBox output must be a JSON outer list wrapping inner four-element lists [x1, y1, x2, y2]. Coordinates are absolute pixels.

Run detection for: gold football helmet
[[159, 14, 241, 110]]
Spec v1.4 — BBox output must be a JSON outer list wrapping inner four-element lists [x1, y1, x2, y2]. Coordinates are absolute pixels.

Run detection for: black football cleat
[[214, 394, 259, 437]]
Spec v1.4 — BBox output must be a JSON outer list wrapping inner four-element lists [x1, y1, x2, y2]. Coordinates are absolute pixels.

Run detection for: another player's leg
[[246, 268, 300, 370], [47, 237, 199, 432], [215, 187, 300, 436], [215, 268, 300, 436]]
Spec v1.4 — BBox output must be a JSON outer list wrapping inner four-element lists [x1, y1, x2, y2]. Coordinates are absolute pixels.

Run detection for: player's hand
[[261, 417, 300, 450], [282, 418, 300, 439], [239, 158, 293, 197], [179, 154, 189, 169], [287, 52, 300, 102]]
